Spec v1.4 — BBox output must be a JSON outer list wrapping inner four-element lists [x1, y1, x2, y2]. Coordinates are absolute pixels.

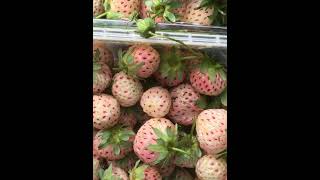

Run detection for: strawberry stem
[[148, 32, 203, 58], [170, 147, 190, 155], [96, 12, 107, 19]]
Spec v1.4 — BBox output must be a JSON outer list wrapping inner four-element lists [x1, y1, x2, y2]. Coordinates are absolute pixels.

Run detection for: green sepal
[[106, 11, 122, 20], [136, 18, 156, 38], [97, 125, 135, 156], [196, 95, 208, 109], [220, 88, 227, 106], [129, 160, 149, 180]]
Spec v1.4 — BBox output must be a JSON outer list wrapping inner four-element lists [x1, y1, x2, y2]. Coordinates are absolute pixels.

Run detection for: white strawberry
[[112, 71, 143, 107], [196, 109, 227, 155], [195, 155, 227, 180], [93, 94, 121, 130], [93, 125, 135, 161], [93, 49, 112, 94], [93, 40, 114, 67], [140, 86, 171, 118]]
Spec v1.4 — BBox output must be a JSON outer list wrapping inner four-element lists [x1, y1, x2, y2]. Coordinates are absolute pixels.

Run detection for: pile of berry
[[93, 40, 227, 180]]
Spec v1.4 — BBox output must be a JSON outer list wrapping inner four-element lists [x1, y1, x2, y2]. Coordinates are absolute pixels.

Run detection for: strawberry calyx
[[99, 164, 122, 180], [157, 47, 186, 81], [129, 160, 149, 180], [196, 89, 227, 109], [148, 124, 189, 166], [198, 54, 227, 83], [98, 125, 135, 156], [116, 48, 144, 79], [174, 120, 202, 167], [144, 0, 181, 22], [136, 18, 156, 38]]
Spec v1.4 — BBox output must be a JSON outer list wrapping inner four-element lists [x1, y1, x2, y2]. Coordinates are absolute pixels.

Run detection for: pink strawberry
[[93, 157, 100, 180], [195, 155, 227, 180], [168, 83, 203, 126], [153, 47, 187, 87], [129, 161, 162, 180], [140, 86, 171, 118], [196, 109, 227, 155], [99, 164, 129, 180], [93, 94, 120, 130], [112, 71, 143, 107], [93, 0, 105, 17], [189, 57, 227, 96], [183, 0, 214, 25], [170, 168, 193, 180], [93, 50, 112, 94], [123, 45, 160, 78], [108, 0, 140, 19], [93, 40, 114, 67], [133, 118, 179, 165], [93, 125, 135, 161]]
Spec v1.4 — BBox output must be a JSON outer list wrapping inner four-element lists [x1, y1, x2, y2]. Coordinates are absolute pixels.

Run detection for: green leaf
[[164, 11, 176, 22], [101, 130, 112, 140], [220, 89, 227, 106], [106, 11, 122, 20], [166, 127, 174, 139], [148, 144, 167, 153], [93, 63, 101, 71], [105, 164, 113, 179], [196, 95, 208, 109], [112, 145, 120, 155], [207, 67, 217, 82], [119, 134, 130, 141], [120, 141, 133, 149], [135, 164, 148, 180], [103, 0, 111, 11], [98, 140, 110, 149], [125, 54, 134, 64], [200, 61, 209, 74], [207, 96, 222, 109], [153, 151, 169, 165], [176, 70, 184, 81], [219, 70, 227, 81], [168, 1, 181, 9], [166, 70, 175, 81], [153, 128, 169, 142], [145, 0, 154, 8], [98, 168, 105, 179], [129, 11, 139, 22]]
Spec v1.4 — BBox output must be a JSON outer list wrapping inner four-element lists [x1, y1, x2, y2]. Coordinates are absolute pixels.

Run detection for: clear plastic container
[[93, 19, 227, 49]]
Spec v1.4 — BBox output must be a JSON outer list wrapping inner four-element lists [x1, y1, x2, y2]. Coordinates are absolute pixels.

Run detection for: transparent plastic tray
[[93, 19, 227, 49]]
